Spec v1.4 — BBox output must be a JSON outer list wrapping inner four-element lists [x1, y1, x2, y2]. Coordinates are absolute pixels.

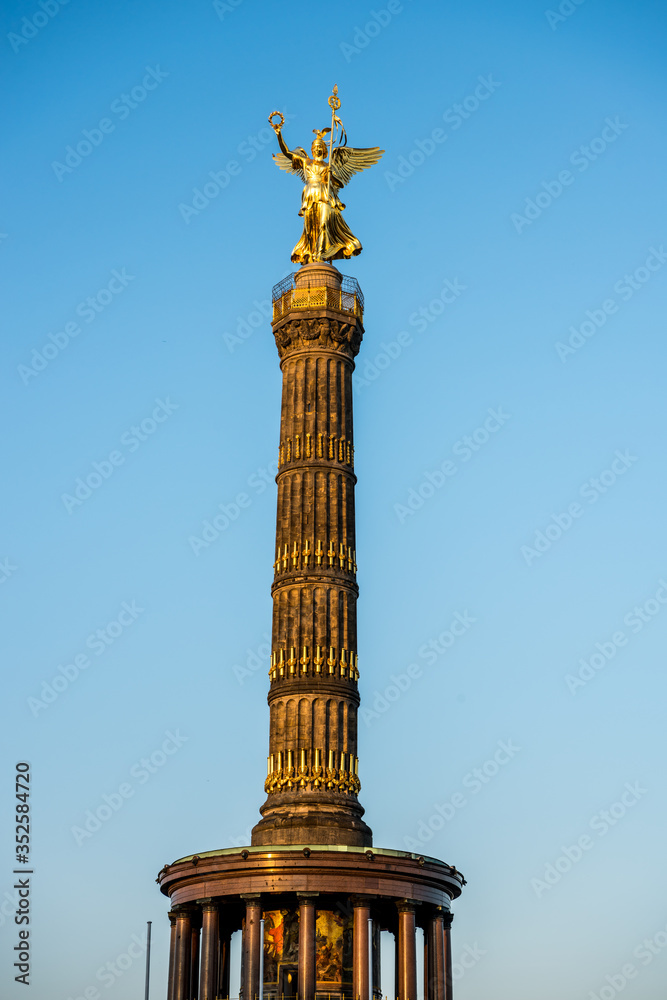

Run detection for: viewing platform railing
[[272, 273, 364, 322]]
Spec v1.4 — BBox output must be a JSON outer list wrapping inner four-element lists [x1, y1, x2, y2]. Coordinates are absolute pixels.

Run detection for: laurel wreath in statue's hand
[[268, 111, 285, 133]]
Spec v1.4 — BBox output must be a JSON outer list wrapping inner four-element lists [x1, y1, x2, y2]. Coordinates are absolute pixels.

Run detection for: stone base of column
[[252, 792, 372, 847]]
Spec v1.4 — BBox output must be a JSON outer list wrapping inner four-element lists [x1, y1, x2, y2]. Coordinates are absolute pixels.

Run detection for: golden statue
[[269, 87, 384, 264]]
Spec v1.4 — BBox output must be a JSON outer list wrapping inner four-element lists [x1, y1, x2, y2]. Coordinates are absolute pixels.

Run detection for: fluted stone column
[[173, 908, 193, 1000], [252, 263, 371, 848], [190, 919, 201, 1000], [372, 919, 381, 1000], [443, 913, 454, 1000], [167, 911, 177, 1000], [352, 897, 371, 1000], [298, 893, 317, 1000], [198, 899, 219, 1000], [397, 901, 418, 1000], [242, 894, 262, 1000], [218, 920, 231, 1000]]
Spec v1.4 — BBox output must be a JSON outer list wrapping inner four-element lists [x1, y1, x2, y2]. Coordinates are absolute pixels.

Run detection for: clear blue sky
[[2, 0, 666, 998]]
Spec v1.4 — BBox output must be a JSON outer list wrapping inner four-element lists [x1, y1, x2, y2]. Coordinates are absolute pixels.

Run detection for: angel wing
[[273, 148, 308, 183], [330, 146, 384, 187]]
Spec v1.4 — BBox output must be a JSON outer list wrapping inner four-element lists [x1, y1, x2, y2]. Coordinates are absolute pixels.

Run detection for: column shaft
[[372, 919, 381, 999], [253, 266, 371, 848], [242, 897, 262, 1000], [173, 909, 192, 1000], [190, 923, 200, 1000], [424, 919, 430, 1000], [397, 903, 417, 1000], [430, 911, 446, 1000], [199, 902, 219, 1000], [443, 914, 454, 1000], [167, 912, 177, 1000], [218, 927, 231, 999], [353, 902, 371, 1000], [298, 896, 317, 1000]]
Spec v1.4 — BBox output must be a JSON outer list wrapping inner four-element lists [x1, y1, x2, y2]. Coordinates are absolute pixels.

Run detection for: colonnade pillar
[[190, 918, 201, 1000], [218, 920, 231, 1000], [443, 913, 454, 1000], [396, 901, 418, 1000], [242, 893, 262, 1000], [167, 911, 177, 1000], [427, 907, 446, 1000], [372, 919, 381, 1000], [298, 893, 317, 1000], [198, 899, 219, 1000], [424, 916, 431, 1000], [352, 896, 371, 1000], [173, 907, 193, 1000]]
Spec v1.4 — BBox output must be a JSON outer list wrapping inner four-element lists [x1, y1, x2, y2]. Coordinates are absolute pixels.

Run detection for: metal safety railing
[[272, 274, 364, 322]]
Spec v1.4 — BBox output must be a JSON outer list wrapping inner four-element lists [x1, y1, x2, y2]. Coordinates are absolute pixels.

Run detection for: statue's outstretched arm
[[276, 128, 292, 160], [270, 114, 307, 181]]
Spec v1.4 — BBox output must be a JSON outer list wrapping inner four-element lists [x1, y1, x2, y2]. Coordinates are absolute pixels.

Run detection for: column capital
[[196, 898, 218, 910], [168, 911, 178, 923], [273, 315, 364, 362], [396, 898, 419, 913], [351, 894, 376, 907], [240, 893, 262, 903], [173, 904, 195, 918], [297, 892, 319, 902], [443, 913, 454, 929]]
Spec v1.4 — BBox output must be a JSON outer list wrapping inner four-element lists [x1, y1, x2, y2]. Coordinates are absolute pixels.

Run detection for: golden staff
[[326, 84, 341, 205]]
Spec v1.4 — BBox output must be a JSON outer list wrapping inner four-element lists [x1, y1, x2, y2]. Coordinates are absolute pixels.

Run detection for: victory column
[[157, 87, 465, 1000]]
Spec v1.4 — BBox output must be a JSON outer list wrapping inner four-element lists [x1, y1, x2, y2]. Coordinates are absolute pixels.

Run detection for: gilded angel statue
[[269, 87, 384, 264]]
